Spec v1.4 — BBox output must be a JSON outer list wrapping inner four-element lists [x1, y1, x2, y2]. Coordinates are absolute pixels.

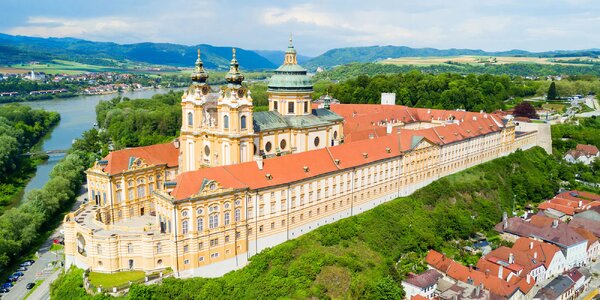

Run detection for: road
[[3, 185, 87, 300]]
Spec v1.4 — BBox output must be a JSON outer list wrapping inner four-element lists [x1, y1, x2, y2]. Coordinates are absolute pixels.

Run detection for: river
[[18, 88, 182, 201]]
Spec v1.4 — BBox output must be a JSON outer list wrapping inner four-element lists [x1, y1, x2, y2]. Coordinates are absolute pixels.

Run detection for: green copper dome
[[268, 37, 312, 93]]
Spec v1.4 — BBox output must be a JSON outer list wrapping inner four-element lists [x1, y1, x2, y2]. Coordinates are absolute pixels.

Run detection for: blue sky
[[0, 0, 598, 56]]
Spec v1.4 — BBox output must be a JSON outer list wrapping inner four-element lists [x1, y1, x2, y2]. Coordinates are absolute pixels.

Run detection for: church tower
[[267, 35, 313, 116], [214, 48, 255, 166], [179, 48, 255, 172]]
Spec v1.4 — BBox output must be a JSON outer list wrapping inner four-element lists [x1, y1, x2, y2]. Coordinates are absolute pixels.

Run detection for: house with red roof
[[564, 144, 600, 165], [495, 215, 588, 270], [401, 269, 443, 299], [425, 250, 533, 299]]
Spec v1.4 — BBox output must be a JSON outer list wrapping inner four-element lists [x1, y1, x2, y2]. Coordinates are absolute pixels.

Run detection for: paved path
[[3, 185, 87, 300]]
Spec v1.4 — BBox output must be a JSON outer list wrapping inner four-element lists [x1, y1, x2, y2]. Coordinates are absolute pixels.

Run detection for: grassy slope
[[51, 147, 559, 299]]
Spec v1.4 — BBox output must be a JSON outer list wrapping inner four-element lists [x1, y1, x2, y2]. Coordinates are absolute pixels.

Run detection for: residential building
[[563, 144, 600, 165], [495, 215, 588, 269], [401, 269, 442, 299]]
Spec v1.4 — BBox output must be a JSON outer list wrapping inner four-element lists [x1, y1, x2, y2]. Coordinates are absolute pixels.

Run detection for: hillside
[[305, 45, 600, 69], [0, 34, 276, 70], [51, 147, 566, 299]]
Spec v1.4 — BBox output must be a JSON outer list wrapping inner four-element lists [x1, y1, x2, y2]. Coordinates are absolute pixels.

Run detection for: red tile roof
[[512, 237, 561, 270], [170, 129, 440, 200], [100, 142, 179, 175], [403, 269, 442, 288], [426, 250, 531, 298], [328, 104, 504, 144], [495, 216, 587, 247], [538, 190, 600, 216], [576, 144, 599, 156]]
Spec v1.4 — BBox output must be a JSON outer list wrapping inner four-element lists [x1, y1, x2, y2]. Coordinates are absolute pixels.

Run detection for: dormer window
[[265, 173, 273, 180], [362, 152, 368, 158], [303, 166, 310, 172]]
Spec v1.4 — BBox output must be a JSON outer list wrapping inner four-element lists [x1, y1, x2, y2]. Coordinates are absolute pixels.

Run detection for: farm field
[[7, 59, 184, 75], [380, 55, 599, 66]]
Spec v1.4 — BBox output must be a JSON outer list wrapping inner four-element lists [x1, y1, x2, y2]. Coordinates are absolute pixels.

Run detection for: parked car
[[0, 287, 9, 293], [6, 276, 17, 282], [1, 283, 12, 289], [16, 266, 27, 271], [12, 272, 24, 278], [26, 282, 35, 290], [20, 260, 35, 267]]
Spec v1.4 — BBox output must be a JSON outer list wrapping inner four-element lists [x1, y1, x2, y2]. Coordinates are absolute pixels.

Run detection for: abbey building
[[63, 39, 544, 278]]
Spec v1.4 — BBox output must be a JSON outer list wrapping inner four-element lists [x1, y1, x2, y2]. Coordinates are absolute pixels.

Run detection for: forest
[[0, 104, 60, 212], [314, 72, 540, 112], [95, 91, 183, 149], [50, 147, 571, 299], [0, 125, 102, 272], [314, 62, 600, 80]]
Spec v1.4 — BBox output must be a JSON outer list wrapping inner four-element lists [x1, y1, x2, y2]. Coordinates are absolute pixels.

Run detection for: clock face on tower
[[237, 89, 245, 98]]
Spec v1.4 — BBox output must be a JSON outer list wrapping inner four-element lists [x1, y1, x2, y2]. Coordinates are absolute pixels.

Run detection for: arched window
[[241, 115, 247, 129], [187, 112, 193, 127], [182, 220, 189, 234], [223, 115, 229, 129], [234, 208, 241, 222], [224, 212, 230, 226], [314, 136, 320, 147], [209, 214, 219, 229], [197, 217, 204, 232]]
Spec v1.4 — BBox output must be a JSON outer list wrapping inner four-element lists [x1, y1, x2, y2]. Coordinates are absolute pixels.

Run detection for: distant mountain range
[[1, 33, 599, 72], [253, 50, 313, 66], [304, 45, 600, 69], [0, 33, 276, 70]]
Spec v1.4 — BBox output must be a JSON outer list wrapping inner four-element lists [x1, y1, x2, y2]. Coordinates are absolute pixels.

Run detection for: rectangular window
[[274, 101, 278, 110], [304, 101, 309, 113], [259, 225, 264, 232], [225, 235, 230, 243], [198, 242, 204, 250], [211, 253, 219, 259], [184, 259, 190, 265], [271, 222, 275, 229], [288, 102, 294, 114], [183, 245, 189, 253]]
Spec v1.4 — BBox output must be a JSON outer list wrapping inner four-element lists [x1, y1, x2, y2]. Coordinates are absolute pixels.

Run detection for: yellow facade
[[63, 41, 543, 279]]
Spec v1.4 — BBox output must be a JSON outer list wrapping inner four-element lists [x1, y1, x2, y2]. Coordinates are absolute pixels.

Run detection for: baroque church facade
[[64, 39, 543, 278]]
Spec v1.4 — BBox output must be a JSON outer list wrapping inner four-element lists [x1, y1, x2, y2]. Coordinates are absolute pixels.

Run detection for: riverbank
[[0, 107, 60, 214]]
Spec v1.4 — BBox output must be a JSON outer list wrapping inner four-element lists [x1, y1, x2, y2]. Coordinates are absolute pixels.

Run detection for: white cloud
[[7, 16, 156, 42]]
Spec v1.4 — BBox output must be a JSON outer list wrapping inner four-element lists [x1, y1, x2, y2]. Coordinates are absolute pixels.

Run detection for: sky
[[0, 0, 598, 57]]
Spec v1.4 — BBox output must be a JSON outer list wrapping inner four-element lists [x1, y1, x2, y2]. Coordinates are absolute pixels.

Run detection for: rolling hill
[[305, 45, 600, 70]]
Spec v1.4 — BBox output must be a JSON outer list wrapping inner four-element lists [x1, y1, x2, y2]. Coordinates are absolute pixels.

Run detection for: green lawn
[[50, 243, 64, 251], [88, 270, 146, 288]]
